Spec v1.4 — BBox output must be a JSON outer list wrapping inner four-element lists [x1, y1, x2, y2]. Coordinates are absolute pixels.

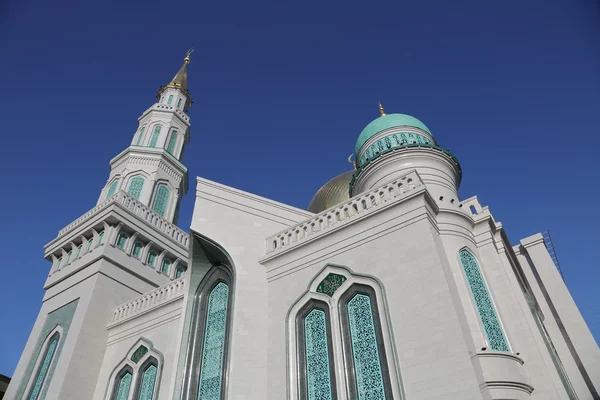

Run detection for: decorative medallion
[[316, 273, 347, 297]]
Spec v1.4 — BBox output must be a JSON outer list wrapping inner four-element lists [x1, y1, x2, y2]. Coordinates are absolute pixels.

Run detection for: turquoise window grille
[[167, 95, 173, 105], [116, 232, 128, 250], [161, 259, 171, 275], [115, 371, 132, 400], [106, 180, 119, 199], [132, 242, 143, 258], [304, 309, 333, 400], [459, 250, 510, 351], [152, 185, 169, 216], [56, 258, 62, 270], [86, 238, 93, 252], [128, 177, 145, 200], [166, 131, 177, 155], [147, 251, 157, 267], [28, 332, 60, 400], [175, 267, 184, 279], [138, 363, 157, 400], [198, 282, 229, 399], [177, 98, 183, 109], [135, 127, 146, 146], [64, 251, 72, 266], [131, 346, 148, 363], [347, 293, 386, 399], [98, 231, 105, 245], [75, 245, 82, 259], [149, 126, 162, 147]]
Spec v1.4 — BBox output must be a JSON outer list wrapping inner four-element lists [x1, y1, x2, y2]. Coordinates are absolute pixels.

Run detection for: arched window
[[136, 361, 158, 400], [296, 300, 337, 400], [135, 127, 146, 146], [166, 131, 177, 155], [149, 126, 162, 148], [167, 95, 173, 105], [106, 180, 119, 199], [98, 231, 105, 245], [459, 249, 510, 351], [132, 242, 143, 259], [111, 367, 133, 400], [86, 238, 94, 252], [27, 331, 60, 400], [151, 185, 169, 217], [55, 257, 62, 271], [177, 98, 183, 109], [161, 259, 171, 275], [75, 245, 82, 259], [147, 250, 157, 267], [183, 265, 233, 400], [116, 232, 129, 250], [128, 177, 145, 200], [64, 251, 72, 266], [175, 267, 185, 279], [339, 284, 393, 399]]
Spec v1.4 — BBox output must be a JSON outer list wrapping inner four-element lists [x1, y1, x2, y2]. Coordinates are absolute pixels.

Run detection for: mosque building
[[4, 54, 600, 400]]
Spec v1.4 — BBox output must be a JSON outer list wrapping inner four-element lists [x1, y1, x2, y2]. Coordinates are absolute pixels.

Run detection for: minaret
[[97, 51, 194, 224]]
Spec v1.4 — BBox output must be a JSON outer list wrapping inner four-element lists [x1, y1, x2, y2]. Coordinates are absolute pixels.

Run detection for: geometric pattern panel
[[152, 185, 169, 217], [149, 126, 161, 148], [459, 249, 510, 352], [28, 334, 59, 400], [106, 180, 119, 199], [135, 128, 146, 146], [115, 371, 132, 400], [347, 294, 386, 400], [132, 242, 143, 258], [166, 131, 177, 155], [128, 177, 145, 200], [304, 309, 333, 400], [161, 259, 171, 275], [316, 273, 346, 297], [198, 282, 229, 400], [116, 233, 128, 250], [131, 345, 148, 364], [139, 364, 157, 400]]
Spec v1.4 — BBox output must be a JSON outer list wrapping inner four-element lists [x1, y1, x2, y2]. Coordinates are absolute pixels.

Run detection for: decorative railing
[[110, 276, 187, 325], [265, 171, 424, 254], [57, 191, 189, 248], [152, 103, 189, 122]]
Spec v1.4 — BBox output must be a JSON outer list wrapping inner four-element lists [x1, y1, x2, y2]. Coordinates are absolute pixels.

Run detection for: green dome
[[355, 113, 432, 154]]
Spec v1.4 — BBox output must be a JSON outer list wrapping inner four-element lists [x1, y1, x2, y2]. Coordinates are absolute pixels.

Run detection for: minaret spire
[[168, 49, 193, 90], [378, 101, 386, 117]]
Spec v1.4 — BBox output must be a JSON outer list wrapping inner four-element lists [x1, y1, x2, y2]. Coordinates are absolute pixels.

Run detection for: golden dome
[[308, 170, 354, 213]]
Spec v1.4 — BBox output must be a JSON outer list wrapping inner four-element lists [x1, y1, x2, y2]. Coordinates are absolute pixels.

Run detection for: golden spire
[[378, 101, 386, 117], [168, 49, 193, 90]]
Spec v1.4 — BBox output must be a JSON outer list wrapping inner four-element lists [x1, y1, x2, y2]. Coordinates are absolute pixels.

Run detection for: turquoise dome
[[355, 113, 432, 154]]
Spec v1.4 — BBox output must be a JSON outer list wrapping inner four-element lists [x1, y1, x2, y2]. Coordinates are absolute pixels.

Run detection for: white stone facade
[[5, 65, 599, 400]]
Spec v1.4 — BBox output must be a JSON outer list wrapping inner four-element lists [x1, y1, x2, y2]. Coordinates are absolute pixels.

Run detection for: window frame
[[24, 327, 62, 400], [110, 365, 134, 400]]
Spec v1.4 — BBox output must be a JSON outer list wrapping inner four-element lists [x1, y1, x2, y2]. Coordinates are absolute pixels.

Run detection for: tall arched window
[[136, 360, 158, 400], [459, 249, 510, 351], [86, 237, 94, 252], [116, 232, 129, 250], [64, 251, 72, 266], [106, 180, 119, 199], [183, 265, 233, 400], [151, 185, 169, 217], [108, 342, 161, 400], [296, 300, 337, 400], [177, 98, 183, 109], [98, 231, 105, 245], [166, 131, 177, 155], [161, 259, 171, 276], [75, 245, 82, 259], [175, 267, 185, 279], [27, 331, 60, 400], [132, 242, 143, 259], [147, 250, 157, 267], [167, 95, 173, 105], [128, 177, 145, 200], [149, 126, 162, 148], [135, 127, 146, 146], [111, 367, 133, 400]]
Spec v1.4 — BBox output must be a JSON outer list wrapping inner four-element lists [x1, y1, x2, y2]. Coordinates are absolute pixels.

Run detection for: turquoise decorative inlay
[[304, 309, 333, 400], [175, 267, 185, 279], [132, 242, 143, 258], [115, 372, 132, 400], [147, 251, 157, 267], [139, 364, 157, 400], [116, 233, 128, 250], [135, 127, 146, 146], [106, 180, 119, 199], [75, 245, 82, 259], [86, 238, 93, 252], [128, 176, 145, 200], [131, 345, 148, 363], [459, 250, 510, 352], [167, 95, 173, 105], [347, 294, 386, 399], [316, 273, 347, 297], [149, 126, 162, 147], [198, 282, 229, 400], [161, 259, 171, 275], [357, 132, 433, 168], [28, 333, 59, 400], [152, 185, 169, 217], [166, 131, 178, 155], [355, 113, 432, 154], [64, 251, 72, 266]]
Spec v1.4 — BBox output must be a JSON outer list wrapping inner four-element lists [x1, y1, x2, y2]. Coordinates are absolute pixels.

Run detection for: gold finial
[[184, 48, 194, 64], [378, 101, 386, 117]]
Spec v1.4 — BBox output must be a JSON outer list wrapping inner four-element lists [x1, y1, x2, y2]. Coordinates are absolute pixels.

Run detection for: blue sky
[[0, 0, 598, 376]]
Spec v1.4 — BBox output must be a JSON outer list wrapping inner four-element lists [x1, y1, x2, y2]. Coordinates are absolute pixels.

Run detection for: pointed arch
[[128, 176, 145, 200], [149, 125, 162, 148], [106, 179, 120, 199], [166, 130, 178, 155], [151, 184, 170, 217], [134, 127, 146, 146], [24, 325, 63, 400], [458, 248, 510, 352]]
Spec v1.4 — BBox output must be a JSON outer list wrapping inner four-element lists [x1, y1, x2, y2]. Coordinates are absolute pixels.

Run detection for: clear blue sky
[[0, 0, 598, 377]]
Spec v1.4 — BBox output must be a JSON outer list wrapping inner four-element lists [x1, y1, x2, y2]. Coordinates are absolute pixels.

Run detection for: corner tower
[[98, 51, 194, 224], [350, 103, 461, 204]]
